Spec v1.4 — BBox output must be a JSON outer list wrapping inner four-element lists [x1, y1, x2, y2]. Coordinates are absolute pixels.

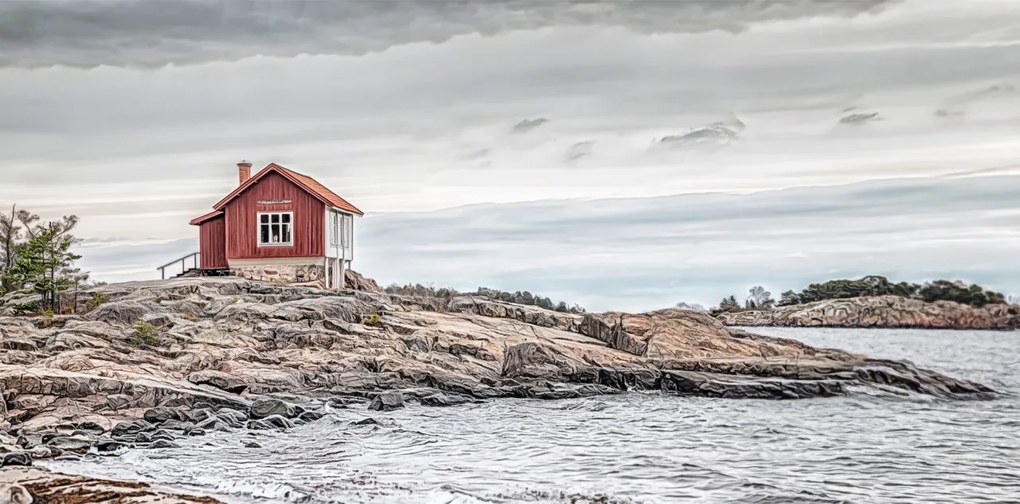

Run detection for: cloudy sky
[[1, 0, 1019, 311]]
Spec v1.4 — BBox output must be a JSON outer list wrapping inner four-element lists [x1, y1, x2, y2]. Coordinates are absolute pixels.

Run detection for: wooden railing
[[158, 252, 200, 280]]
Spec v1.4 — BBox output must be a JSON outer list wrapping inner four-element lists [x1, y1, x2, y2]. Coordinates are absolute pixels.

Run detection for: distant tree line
[[711, 275, 1010, 315], [383, 282, 586, 314], [0, 205, 91, 314]]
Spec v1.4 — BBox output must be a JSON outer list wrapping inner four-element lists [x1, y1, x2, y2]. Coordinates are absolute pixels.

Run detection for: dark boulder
[[214, 407, 249, 427], [247, 415, 295, 430], [111, 419, 154, 438], [149, 439, 180, 449], [419, 392, 476, 407], [196, 417, 230, 432], [158, 419, 195, 432], [188, 370, 248, 394], [184, 427, 207, 437], [1, 452, 32, 467], [150, 430, 178, 442], [143, 407, 186, 424], [95, 438, 125, 453], [368, 392, 404, 412], [529, 383, 621, 400], [45, 435, 93, 453], [249, 398, 298, 419], [105, 393, 134, 411], [184, 408, 216, 423], [75, 421, 107, 435], [297, 411, 326, 423]]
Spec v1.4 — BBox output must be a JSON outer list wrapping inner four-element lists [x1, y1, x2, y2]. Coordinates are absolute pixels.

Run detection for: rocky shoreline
[[716, 295, 1020, 330], [1, 467, 220, 503], [0, 277, 1003, 501]]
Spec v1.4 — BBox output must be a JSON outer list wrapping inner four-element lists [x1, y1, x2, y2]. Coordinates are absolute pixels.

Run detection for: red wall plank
[[224, 171, 325, 259], [198, 216, 228, 269]]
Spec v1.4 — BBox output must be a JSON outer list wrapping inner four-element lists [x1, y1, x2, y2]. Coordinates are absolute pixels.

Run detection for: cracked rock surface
[[0, 278, 998, 459]]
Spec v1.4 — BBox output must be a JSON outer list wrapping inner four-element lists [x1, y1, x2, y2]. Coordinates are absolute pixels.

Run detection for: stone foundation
[[231, 263, 325, 284]]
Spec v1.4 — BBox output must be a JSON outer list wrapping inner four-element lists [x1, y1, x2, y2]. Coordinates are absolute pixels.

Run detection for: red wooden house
[[184, 162, 362, 288]]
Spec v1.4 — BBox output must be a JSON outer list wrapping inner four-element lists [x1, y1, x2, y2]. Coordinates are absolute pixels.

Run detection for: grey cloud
[[839, 112, 881, 125], [512, 118, 549, 133], [937, 82, 1017, 117], [947, 83, 1016, 104], [566, 141, 592, 162], [657, 116, 745, 150], [0, 0, 900, 68], [659, 126, 739, 148]]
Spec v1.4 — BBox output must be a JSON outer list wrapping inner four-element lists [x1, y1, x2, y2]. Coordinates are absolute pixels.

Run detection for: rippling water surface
[[47, 328, 1020, 503]]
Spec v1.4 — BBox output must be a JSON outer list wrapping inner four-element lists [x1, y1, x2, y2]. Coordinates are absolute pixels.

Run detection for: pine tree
[[2, 218, 86, 313]]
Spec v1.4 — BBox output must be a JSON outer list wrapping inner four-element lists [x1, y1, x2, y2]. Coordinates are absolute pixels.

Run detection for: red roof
[[189, 210, 224, 226], [211, 163, 364, 216]]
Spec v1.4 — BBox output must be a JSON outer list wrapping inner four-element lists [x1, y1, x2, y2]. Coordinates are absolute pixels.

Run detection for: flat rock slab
[[0, 467, 220, 503], [0, 276, 998, 440]]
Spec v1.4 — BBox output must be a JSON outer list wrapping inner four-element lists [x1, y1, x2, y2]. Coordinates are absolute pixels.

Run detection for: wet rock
[[597, 368, 661, 391], [143, 407, 187, 424], [214, 408, 249, 428], [249, 398, 298, 419], [148, 439, 180, 449], [157, 419, 194, 432], [247, 415, 295, 430], [244, 441, 262, 449], [419, 392, 476, 407], [183, 408, 216, 423], [297, 411, 325, 423], [149, 430, 178, 442], [44, 435, 93, 453], [327, 397, 365, 408], [659, 370, 846, 400], [528, 383, 622, 400], [352, 418, 381, 426], [94, 438, 124, 453], [196, 417, 230, 432], [111, 419, 154, 438], [184, 427, 206, 437], [74, 421, 107, 435], [1, 452, 32, 467], [368, 392, 404, 412]]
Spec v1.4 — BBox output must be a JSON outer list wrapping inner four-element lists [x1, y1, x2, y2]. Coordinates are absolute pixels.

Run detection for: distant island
[[711, 276, 1019, 330]]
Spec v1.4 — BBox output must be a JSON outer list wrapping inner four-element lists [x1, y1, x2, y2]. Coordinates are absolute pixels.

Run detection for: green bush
[[85, 292, 108, 311], [363, 313, 382, 327], [131, 319, 160, 347]]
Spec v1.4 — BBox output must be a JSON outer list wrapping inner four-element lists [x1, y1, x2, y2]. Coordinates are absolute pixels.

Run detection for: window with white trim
[[343, 213, 353, 250], [258, 212, 293, 246], [329, 211, 340, 246]]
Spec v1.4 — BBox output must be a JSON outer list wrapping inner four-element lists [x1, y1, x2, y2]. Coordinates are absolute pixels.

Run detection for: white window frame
[[343, 213, 353, 251], [329, 211, 340, 247], [257, 211, 294, 247]]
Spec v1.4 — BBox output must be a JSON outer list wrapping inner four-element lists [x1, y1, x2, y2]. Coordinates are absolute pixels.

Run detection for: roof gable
[[211, 163, 364, 215], [189, 210, 224, 226]]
